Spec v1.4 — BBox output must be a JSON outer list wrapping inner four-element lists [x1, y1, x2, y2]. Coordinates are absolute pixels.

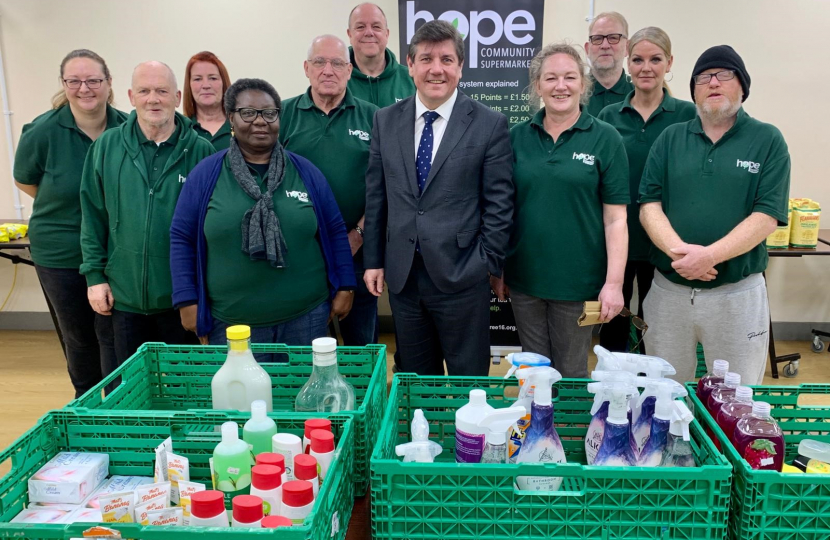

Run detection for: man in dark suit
[[363, 20, 513, 376]]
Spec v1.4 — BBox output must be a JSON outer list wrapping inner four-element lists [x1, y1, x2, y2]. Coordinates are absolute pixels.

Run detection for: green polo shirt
[[136, 120, 181, 186], [598, 90, 697, 260], [204, 156, 329, 326], [13, 104, 128, 268], [586, 72, 634, 117], [505, 109, 630, 301], [280, 88, 377, 234], [639, 108, 791, 288], [348, 47, 415, 108], [191, 118, 231, 151]]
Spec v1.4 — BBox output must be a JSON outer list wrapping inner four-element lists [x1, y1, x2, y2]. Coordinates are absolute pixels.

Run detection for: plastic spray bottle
[[478, 407, 526, 464], [395, 409, 443, 463], [660, 401, 696, 467], [455, 390, 495, 463], [515, 367, 566, 491], [585, 372, 638, 465], [504, 353, 551, 462], [631, 378, 688, 457], [593, 383, 639, 466], [637, 383, 674, 467], [593, 345, 676, 380]]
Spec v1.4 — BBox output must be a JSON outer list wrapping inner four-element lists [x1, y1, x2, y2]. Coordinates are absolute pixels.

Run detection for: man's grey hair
[[408, 20, 465, 65], [307, 34, 350, 61]]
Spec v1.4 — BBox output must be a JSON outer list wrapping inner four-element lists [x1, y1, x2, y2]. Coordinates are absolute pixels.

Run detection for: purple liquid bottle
[[715, 386, 753, 450], [733, 402, 785, 471], [707, 372, 741, 417], [697, 359, 729, 405]]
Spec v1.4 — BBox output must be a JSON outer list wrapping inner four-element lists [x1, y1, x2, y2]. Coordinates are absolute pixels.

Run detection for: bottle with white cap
[[478, 406, 526, 464], [716, 386, 754, 448], [454, 389, 495, 463], [295, 337, 355, 413], [733, 401, 785, 471], [697, 359, 729, 404], [243, 400, 278, 457], [707, 372, 741, 417]]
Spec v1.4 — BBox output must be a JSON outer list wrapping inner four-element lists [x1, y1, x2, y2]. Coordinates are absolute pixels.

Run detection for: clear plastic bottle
[[715, 386, 753, 449], [697, 359, 729, 404], [212, 325, 273, 412], [294, 338, 355, 413], [660, 402, 696, 467], [707, 372, 741, 417], [733, 402, 785, 471]]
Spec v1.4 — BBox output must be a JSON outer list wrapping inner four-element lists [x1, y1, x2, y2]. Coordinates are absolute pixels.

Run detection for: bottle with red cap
[[293, 454, 319, 497], [249, 464, 282, 516], [303, 418, 332, 453], [189, 490, 229, 527], [256, 452, 287, 484], [309, 429, 335, 481], [279, 480, 314, 524], [262, 515, 293, 528], [232, 494, 263, 527]]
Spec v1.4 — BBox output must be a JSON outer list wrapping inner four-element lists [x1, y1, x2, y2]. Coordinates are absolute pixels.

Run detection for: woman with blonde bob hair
[[596, 27, 697, 353], [492, 42, 630, 377]]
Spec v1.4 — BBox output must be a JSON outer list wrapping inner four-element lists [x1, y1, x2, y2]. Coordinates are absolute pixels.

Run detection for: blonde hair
[[588, 11, 629, 36], [528, 42, 594, 109], [628, 27, 673, 95], [51, 49, 114, 110]]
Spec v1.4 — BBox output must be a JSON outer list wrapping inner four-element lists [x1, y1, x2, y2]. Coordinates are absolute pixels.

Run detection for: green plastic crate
[[0, 409, 354, 539], [67, 342, 387, 495], [686, 383, 830, 540], [695, 344, 707, 379], [371, 374, 732, 540]]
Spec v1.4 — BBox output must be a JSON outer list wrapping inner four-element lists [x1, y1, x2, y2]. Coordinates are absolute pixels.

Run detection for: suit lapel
[[396, 98, 420, 198], [423, 93, 473, 193]]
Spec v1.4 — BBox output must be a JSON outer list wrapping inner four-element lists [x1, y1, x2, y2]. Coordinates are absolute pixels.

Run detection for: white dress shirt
[[414, 89, 458, 163]]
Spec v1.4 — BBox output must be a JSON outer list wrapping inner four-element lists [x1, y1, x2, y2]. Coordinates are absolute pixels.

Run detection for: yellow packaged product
[[766, 200, 792, 248], [0, 223, 28, 239], [0, 227, 8, 243], [789, 200, 821, 248]]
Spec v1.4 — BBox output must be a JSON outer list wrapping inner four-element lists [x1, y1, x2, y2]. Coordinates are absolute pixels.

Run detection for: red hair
[[183, 51, 231, 118]]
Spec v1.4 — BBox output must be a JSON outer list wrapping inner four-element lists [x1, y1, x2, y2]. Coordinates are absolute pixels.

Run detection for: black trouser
[[599, 260, 654, 353], [110, 308, 199, 365], [388, 254, 490, 376], [34, 265, 118, 398]]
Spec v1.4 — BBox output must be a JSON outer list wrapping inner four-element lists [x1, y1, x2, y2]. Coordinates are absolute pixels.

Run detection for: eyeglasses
[[693, 69, 736, 85], [231, 108, 280, 123], [620, 307, 648, 353], [63, 78, 106, 89], [308, 58, 350, 72], [588, 33, 625, 46]]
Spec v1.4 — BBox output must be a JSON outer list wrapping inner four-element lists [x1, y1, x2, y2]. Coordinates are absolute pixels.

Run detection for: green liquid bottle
[[214, 421, 252, 506], [243, 400, 278, 458]]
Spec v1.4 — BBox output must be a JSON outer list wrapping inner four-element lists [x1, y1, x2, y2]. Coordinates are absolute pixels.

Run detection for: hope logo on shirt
[[572, 152, 595, 166], [736, 159, 760, 174], [178, 174, 186, 184], [348, 128, 370, 141], [285, 190, 309, 202]]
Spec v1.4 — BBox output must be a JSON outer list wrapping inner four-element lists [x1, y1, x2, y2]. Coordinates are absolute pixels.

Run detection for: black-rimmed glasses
[[693, 70, 736, 85], [231, 108, 280, 123], [588, 33, 625, 46], [63, 78, 105, 89]]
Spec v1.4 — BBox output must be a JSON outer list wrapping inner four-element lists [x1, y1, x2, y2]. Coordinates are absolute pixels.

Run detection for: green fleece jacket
[[80, 111, 215, 314], [347, 47, 415, 108]]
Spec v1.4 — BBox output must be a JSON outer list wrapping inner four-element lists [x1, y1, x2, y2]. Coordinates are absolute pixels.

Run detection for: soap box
[[28, 452, 109, 504], [85, 476, 155, 508]]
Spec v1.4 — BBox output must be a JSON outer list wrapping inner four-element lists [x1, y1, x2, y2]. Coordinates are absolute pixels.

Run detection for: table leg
[[764, 271, 799, 379]]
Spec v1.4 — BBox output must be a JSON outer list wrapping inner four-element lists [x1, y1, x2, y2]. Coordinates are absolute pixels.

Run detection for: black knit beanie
[[690, 45, 750, 102]]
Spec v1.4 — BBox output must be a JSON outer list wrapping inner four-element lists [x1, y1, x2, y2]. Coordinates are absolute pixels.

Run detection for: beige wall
[[0, 0, 828, 323]]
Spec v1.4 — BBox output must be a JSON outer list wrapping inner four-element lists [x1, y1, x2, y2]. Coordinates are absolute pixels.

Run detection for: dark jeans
[[208, 300, 330, 362], [35, 265, 118, 398], [335, 272, 379, 346], [599, 260, 654, 353], [389, 254, 490, 376], [110, 308, 199, 365]]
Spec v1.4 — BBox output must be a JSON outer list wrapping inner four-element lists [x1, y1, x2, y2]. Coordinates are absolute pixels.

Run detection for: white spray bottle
[[504, 353, 551, 462], [478, 407, 527, 464], [631, 378, 688, 457], [515, 367, 566, 491], [593, 345, 676, 379], [593, 383, 639, 466], [585, 372, 638, 465], [396, 409, 443, 463], [637, 383, 675, 467], [660, 401, 696, 467]]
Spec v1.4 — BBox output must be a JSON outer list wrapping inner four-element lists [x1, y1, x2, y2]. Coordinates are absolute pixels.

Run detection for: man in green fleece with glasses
[[347, 2, 415, 108], [80, 61, 215, 364]]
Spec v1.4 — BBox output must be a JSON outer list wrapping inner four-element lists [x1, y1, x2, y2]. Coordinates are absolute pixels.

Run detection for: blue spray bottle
[[593, 383, 639, 467], [585, 372, 638, 465], [631, 378, 687, 458], [637, 384, 675, 467], [504, 353, 551, 462]]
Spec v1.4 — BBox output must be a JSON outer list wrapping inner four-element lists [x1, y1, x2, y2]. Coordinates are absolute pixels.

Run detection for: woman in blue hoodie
[[170, 78, 355, 355]]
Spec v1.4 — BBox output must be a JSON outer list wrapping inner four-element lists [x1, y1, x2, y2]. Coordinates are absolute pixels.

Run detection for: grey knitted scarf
[[228, 137, 288, 268]]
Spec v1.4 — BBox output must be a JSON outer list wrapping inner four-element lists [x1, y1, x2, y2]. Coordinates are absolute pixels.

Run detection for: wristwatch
[[355, 225, 364, 237]]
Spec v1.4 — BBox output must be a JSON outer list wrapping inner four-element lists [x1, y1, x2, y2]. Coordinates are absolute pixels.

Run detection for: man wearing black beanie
[[638, 45, 791, 386]]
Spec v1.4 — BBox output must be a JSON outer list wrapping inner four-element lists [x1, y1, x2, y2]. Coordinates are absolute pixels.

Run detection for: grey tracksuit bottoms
[[643, 271, 770, 385]]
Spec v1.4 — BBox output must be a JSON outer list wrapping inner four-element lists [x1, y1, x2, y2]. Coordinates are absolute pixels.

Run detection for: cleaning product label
[[584, 403, 609, 465], [213, 463, 251, 506], [455, 429, 486, 463], [507, 415, 530, 461]]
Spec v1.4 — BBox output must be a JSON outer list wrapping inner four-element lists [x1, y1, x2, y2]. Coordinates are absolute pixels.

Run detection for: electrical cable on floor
[[0, 264, 18, 311]]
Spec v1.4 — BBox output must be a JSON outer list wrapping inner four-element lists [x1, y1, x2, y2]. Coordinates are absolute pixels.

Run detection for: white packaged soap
[[28, 452, 109, 504], [64, 506, 104, 524], [11, 507, 70, 523], [86, 476, 155, 508]]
